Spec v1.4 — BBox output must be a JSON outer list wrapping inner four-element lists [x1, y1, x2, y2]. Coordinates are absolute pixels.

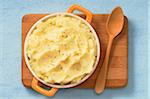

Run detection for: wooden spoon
[[95, 6, 124, 94]]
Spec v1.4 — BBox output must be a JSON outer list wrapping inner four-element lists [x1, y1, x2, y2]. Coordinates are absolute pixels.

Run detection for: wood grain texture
[[22, 14, 128, 88]]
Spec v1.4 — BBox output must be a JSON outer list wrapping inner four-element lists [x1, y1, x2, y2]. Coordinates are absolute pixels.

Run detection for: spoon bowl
[[107, 7, 124, 37]]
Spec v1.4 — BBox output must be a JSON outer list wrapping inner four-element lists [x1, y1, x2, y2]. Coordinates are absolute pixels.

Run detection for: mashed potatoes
[[26, 15, 97, 84]]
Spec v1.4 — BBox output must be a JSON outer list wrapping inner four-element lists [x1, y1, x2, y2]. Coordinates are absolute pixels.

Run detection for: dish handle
[[31, 77, 58, 97], [67, 4, 93, 23]]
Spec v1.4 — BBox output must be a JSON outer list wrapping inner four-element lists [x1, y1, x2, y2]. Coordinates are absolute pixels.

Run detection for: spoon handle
[[95, 36, 114, 94]]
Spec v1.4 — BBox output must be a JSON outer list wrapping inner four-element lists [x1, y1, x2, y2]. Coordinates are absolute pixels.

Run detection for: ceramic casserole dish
[[24, 4, 100, 96]]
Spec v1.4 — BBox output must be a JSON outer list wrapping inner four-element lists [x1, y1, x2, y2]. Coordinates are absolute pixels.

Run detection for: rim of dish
[[24, 12, 100, 88]]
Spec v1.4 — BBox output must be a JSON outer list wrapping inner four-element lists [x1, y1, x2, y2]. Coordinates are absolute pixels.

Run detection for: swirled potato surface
[[26, 15, 97, 84]]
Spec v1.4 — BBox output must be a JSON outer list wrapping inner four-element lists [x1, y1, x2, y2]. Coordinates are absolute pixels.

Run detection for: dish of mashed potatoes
[[26, 15, 97, 85]]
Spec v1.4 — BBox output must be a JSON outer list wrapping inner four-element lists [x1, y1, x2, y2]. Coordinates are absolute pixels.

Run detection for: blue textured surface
[[0, 0, 148, 99]]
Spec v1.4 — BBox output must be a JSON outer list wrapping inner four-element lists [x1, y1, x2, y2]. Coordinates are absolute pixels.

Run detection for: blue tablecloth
[[0, 0, 148, 99]]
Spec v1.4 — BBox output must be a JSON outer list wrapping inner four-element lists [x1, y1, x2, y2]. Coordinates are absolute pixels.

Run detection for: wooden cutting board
[[22, 14, 128, 88]]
